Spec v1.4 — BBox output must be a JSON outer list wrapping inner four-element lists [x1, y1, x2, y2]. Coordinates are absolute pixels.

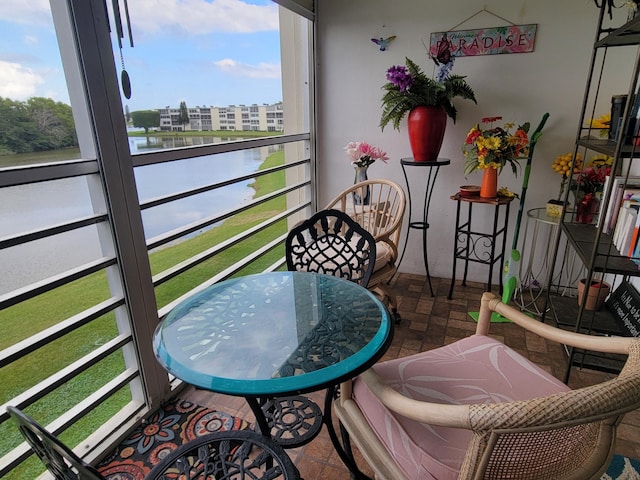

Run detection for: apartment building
[[158, 103, 284, 132]]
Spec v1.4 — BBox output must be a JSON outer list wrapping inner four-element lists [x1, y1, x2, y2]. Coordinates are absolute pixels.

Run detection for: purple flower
[[436, 57, 455, 83], [386, 65, 413, 92]]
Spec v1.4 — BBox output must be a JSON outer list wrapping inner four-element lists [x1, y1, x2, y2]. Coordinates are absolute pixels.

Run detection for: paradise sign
[[429, 24, 537, 58]]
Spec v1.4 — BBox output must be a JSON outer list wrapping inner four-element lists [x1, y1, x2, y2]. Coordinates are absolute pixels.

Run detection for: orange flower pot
[[480, 168, 498, 198], [577, 279, 610, 311]]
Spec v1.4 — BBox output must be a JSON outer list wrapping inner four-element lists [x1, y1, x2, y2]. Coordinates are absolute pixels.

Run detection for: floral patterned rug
[[93, 397, 638, 479], [96, 398, 249, 480]]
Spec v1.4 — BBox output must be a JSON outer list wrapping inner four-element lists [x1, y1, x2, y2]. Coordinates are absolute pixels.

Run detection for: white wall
[[315, 0, 634, 284]]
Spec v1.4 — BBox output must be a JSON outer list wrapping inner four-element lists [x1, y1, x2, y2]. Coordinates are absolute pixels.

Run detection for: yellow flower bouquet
[[463, 116, 530, 176]]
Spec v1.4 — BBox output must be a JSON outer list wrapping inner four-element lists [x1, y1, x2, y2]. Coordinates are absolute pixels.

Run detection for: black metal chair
[[146, 430, 302, 480], [266, 210, 377, 448], [7, 406, 105, 480], [8, 406, 301, 480], [286, 209, 377, 287]]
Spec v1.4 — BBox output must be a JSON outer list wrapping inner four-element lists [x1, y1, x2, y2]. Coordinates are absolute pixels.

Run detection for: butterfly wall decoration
[[371, 35, 396, 51], [432, 32, 452, 65]]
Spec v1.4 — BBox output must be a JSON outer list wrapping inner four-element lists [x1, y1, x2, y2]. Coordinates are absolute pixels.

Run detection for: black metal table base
[[324, 385, 372, 480], [261, 395, 323, 448], [246, 389, 373, 478]]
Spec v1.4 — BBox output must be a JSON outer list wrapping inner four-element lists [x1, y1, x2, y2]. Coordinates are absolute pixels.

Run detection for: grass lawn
[[1, 148, 289, 478]]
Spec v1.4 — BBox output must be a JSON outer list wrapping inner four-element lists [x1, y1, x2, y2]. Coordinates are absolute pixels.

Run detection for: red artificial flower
[[465, 129, 482, 145], [482, 116, 502, 123]]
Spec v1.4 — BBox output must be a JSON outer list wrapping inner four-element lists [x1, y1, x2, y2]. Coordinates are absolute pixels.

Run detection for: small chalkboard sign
[[606, 280, 640, 337]]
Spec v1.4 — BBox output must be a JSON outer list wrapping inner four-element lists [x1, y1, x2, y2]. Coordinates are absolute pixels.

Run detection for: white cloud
[[0, 0, 277, 34], [0, 0, 51, 26], [129, 0, 278, 36], [24, 35, 38, 46], [0, 61, 45, 100], [213, 58, 281, 78]]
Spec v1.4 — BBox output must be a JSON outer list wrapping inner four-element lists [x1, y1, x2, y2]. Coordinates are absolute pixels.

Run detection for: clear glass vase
[[352, 166, 370, 205]]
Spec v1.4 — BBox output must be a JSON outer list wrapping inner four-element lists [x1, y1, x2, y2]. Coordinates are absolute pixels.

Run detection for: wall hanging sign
[[429, 24, 537, 58]]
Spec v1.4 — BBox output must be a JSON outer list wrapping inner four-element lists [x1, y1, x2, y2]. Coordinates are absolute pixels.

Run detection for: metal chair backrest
[[285, 209, 376, 287], [146, 430, 301, 479], [7, 406, 105, 480]]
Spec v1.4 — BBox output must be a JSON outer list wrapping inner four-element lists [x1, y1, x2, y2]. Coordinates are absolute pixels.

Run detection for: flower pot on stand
[[480, 168, 498, 198], [577, 279, 610, 311], [407, 105, 447, 162]]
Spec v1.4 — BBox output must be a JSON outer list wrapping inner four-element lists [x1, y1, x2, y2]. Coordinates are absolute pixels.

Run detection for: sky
[[0, 0, 283, 111]]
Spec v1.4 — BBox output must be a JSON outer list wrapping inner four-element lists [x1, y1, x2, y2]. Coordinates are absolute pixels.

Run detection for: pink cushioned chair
[[333, 292, 640, 480]]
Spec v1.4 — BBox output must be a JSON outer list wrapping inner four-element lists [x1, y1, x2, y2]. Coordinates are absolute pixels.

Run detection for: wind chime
[[107, 0, 134, 99]]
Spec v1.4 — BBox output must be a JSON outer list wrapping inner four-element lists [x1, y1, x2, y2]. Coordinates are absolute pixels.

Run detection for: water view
[[0, 136, 279, 295]]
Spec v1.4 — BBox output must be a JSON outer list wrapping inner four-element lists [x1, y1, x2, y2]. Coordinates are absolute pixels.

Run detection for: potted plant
[[344, 141, 389, 205], [549, 152, 612, 221], [462, 116, 530, 198], [577, 278, 611, 311], [548, 152, 582, 217], [380, 57, 476, 162]]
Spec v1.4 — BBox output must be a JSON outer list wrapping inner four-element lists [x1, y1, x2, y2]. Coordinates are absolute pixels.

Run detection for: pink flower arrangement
[[345, 141, 389, 168]]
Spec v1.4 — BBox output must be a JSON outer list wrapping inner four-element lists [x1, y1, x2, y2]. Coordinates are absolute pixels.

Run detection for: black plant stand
[[398, 158, 450, 296], [447, 193, 514, 299]]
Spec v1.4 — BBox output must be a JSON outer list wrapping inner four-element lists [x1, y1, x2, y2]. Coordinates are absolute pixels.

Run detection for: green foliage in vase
[[380, 57, 476, 131]]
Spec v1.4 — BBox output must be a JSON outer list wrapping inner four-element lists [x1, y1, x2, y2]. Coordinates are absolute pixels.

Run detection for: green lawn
[[1, 149, 289, 479]]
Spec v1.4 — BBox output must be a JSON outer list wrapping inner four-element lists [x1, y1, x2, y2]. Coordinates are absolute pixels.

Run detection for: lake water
[[0, 136, 277, 294], [128, 136, 271, 239]]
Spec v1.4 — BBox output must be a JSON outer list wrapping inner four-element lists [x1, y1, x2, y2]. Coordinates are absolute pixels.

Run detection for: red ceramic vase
[[407, 105, 447, 162]]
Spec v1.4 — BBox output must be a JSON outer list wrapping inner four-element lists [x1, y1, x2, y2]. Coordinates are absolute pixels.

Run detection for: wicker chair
[[325, 179, 406, 322], [333, 292, 640, 480], [286, 208, 376, 287]]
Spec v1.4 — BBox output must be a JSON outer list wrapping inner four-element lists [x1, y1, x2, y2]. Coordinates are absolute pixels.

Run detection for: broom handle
[[512, 112, 550, 251]]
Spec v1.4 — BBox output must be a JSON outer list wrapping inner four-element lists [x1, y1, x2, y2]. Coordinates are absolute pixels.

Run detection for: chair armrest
[[359, 369, 472, 429], [375, 237, 398, 262], [478, 292, 633, 355]]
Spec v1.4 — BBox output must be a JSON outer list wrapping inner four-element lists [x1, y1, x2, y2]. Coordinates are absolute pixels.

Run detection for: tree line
[[0, 95, 198, 154], [0, 97, 78, 154]]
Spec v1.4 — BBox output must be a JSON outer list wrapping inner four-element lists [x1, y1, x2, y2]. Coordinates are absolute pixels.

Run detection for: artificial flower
[[462, 116, 530, 176], [345, 141, 388, 168], [587, 113, 610, 138], [380, 57, 476, 130], [551, 152, 613, 199], [574, 162, 612, 194], [498, 187, 519, 199], [551, 152, 583, 200]]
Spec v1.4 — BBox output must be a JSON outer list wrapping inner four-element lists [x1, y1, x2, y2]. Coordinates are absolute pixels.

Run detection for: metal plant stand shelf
[[514, 207, 561, 315], [398, 157, 450, 296], [448, 193, 514, 299]]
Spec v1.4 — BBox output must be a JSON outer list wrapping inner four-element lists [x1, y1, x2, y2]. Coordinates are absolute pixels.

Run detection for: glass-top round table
[[153, 271, 392, 451]]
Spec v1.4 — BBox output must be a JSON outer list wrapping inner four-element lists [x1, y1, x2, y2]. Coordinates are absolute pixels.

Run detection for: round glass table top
[[153, 272, 391, 396]]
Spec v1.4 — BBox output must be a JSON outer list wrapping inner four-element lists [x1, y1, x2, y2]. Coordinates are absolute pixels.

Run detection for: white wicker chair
[[333, 292, 640, 480], [326, 179, 406, 322]]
